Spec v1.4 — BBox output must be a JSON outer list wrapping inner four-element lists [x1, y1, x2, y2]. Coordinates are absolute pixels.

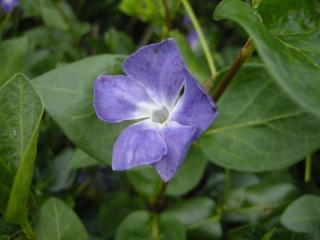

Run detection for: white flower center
[[151, 106, 169, 124]]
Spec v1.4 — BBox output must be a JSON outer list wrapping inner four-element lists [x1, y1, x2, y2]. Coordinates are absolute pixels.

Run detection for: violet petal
[[170, 69, 217, 139], [112, 120, 167, 171], [123, 39, 185, 108], [1, 0, 18, 13], [153, 121, 195, 182], [94, 75, 156, 123]]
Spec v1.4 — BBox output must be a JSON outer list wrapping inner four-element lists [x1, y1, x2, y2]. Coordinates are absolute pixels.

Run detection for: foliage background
[[0, 0, 320, 239]]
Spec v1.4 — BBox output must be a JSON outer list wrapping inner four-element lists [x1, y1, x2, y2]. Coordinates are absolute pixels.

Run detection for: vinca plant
[[0, 0, 320, 239]]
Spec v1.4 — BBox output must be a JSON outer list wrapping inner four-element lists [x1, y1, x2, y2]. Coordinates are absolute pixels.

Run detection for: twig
[[214, 39, 255, 101], [304, 154, 312, 182]]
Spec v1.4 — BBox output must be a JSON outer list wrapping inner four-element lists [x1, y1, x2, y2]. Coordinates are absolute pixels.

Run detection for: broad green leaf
[[214, 0, 320, 117], [34, 197, 90, 240], [164, 198, 221, 240], [0, 38, 28, 87], [32, 55, 127, 164], [258, 0, 320, 66], [115, 210, 186, 240], [0, 74, 43, 224], [281, 195, 320, 237], [200, 65, 320, 171], [127, 145, 207, 198]]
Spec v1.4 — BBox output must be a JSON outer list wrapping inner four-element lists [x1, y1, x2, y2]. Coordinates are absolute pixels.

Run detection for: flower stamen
[[151, 106, 169, 124]]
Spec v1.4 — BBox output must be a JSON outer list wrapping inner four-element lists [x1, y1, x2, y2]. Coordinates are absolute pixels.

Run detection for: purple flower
[[187, 30, 199, 51], [0, 0, 19, 13], [94, 39, 217, 182], [183, 16, 192, 27]]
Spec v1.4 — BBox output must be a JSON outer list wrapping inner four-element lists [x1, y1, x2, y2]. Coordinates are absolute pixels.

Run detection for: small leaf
[[69, 149, 100, 170], [0, 74, 43, 224], [200, 65, 320, 171], [34, 197, 90, 240], [214, 0, 320, 117], [225, 182, 299, 222], [104, 28, 135, 54], [164, 198, 221, 240], [115, 210, 186, 240], [0, 38, 28, 87], [32, 55, 127, 164], [47, 149, 76, 192], [281, 195, 320, 237]]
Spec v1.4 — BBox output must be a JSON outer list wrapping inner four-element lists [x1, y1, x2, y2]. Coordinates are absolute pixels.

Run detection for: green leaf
[[281, 195, 320, 237], [164, 197, 216, 226], [225, 182, 299, 222], [200, 65, 320, 171], [0, 74, 43, 224], [32, 55, 127, 164], [41, 5, 68, 30], [69, 149, 100, 170], [258, 0, 320, 66], [214, 0, 320, 117], [164, 198, 221, 240], [115, 210, 186, 240], [34, 197, 90, 240], [0, 38, 28, 87], [47, 149, 76, 192]]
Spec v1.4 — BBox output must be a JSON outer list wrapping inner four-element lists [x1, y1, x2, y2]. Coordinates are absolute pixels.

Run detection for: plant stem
[[151, 213, 159, 240], [181, 0, 217, 80], [214, 39, 255, 101], [22, 218, 34, 239], [157, 182, 166, 208], [304, 154, 312, 182], [161, 0, 171, 33]]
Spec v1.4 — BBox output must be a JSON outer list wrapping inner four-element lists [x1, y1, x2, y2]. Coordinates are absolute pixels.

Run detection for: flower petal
[[112, 120, 167, 171], [123, 39, 185, 108], [94, 75, 156, 123], [153, 121, 195, 182], [1, 0, 18, 12], [170, 69, 217, 139]]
